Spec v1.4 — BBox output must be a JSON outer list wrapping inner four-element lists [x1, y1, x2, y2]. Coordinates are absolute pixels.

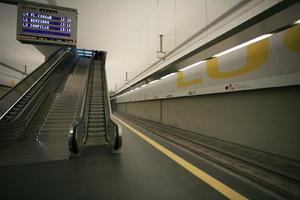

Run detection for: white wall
[[0, 3, 45, 87], [51, 0, 157, 91], [105, 0, 244, 91], [28, 0, 280, 92]]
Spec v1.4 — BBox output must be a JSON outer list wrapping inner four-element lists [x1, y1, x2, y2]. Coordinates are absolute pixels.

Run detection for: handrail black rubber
[[101, 53, 122, 151], [69, 56, 93, 154]]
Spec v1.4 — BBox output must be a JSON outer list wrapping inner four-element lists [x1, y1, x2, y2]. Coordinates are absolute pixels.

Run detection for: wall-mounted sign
[[17, 2, 77, 46]]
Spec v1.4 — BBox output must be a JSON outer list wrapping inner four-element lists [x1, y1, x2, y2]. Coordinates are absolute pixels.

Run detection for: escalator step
[[12, 107, 21, 112], [8, 111, 17, 116], [88, 122, 105, 127], [90, 105, 103, 108], [89, 108, 104, 112], [89, 114, 104, 118], [89, 118, 105, 123], [90, 103, 104, 105], [89, 110, 104, 113], [91, 100, 103, 102], [88, 127, 105, 132]]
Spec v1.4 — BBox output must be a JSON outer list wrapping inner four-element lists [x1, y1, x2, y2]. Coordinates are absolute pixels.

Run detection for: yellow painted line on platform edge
[[113, 116, 249, 200]]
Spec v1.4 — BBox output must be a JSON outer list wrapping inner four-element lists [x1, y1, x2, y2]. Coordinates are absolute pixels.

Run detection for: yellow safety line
[[113, 116, 249, 200]]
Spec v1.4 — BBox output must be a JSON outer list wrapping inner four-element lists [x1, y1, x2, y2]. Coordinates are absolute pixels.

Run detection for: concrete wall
[[116, 103, 127, 113], [126, 100, 161, 122], [116, 85, 300, 161]]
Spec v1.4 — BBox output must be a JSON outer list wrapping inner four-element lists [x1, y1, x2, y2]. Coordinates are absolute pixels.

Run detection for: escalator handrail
[[0, 48, 63, 101], [0, 49, 70, 120], [0, 51, 75, 140], [101, 54, 122, 150], [69, 56, 93, 154], [102, 59, 111, 117], [78, 58, 92, 126]]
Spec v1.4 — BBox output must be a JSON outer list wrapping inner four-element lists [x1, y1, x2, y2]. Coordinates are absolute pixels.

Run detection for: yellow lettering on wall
[[207, 38, 269, 79], [10, 80, 15, 87], [177, 71, 203, 88], [284, 24, 300, 53]]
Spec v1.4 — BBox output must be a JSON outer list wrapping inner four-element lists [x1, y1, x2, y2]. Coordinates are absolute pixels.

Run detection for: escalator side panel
[[0, 48, 68, 118], [0, 52, 75, 140]]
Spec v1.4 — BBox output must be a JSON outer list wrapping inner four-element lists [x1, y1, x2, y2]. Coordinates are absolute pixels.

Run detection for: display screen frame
[[16, 1, 78, 46]]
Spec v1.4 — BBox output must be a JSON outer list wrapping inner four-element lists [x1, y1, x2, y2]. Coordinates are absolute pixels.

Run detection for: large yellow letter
[[284, 24, 300, 53], [207, 38, 269, 79], [10, 80, 15, 87], [177, 71, 203, 88]]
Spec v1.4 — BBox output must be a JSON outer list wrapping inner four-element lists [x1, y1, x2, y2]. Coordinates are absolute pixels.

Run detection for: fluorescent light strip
[[214, 34, 272, 57], [294, 19, 300, 24], [180, 60, 205, 71], [149, 80, 159, 84], [161, 73, 175, 79], [77, 50, 92, 54]]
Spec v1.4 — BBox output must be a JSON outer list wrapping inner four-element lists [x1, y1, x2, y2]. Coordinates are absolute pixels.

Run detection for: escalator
[[0, 49, 122, 166], [87, 60, 106, 137], [2, 78, 41, 121], [0, 48, 72, 140], [69, 52, 122, 156]]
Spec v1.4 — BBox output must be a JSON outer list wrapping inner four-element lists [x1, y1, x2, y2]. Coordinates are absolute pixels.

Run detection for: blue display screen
[[22, 23, 71, 32], [23, 18, 71, 27], [17, 3, 77, 45], [21, 12, 72, 38], [23, 12, 71, 22], [22, 28, 71, 37]]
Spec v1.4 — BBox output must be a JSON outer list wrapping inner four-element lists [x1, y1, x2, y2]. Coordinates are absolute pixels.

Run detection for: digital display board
[[17, 2, 78, 46]]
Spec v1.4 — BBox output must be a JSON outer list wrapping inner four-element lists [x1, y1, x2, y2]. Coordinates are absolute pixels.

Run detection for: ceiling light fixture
[[214, 34, 272, 57], [179, 61, 205, 71], [161, 73, 175, 79]]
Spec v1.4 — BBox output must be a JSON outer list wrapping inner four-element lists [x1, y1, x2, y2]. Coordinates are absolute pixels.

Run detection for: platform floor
[[0, 116, 278, 200]]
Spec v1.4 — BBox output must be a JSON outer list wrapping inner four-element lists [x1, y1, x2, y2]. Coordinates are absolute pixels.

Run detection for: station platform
[[0, 115, 280, 200]]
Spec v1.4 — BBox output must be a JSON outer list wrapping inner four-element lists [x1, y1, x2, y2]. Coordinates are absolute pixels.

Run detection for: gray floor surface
[[0, 119, 278, 200]]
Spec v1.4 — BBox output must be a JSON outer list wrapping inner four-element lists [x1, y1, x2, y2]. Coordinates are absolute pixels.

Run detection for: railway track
[[116, 112, 300, 200]]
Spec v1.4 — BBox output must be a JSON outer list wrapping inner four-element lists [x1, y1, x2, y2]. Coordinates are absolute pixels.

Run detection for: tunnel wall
[[126, 100, 161, 122], [116, 85, 300, 162]]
